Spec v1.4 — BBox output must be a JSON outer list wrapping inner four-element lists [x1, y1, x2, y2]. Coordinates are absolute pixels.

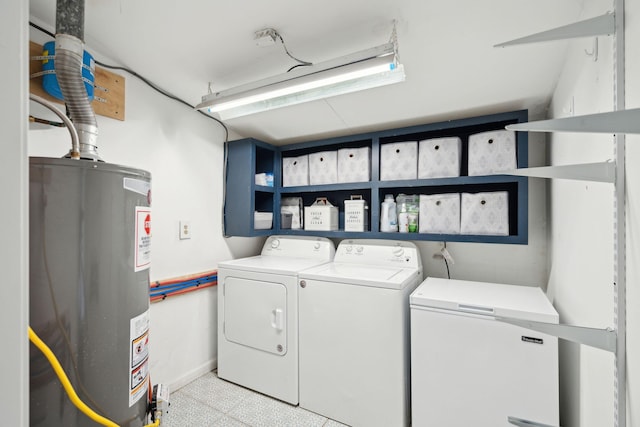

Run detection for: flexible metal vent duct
[[55, 0, 101, 161], [55, 0, 85, 39]]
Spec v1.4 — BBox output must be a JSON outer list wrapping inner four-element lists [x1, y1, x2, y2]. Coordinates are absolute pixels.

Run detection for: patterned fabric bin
[[419, 193, 460, 234], [418, 137, 461, 178], [468, 130, 516, 176], [337, 147, 371, 183], [309, 151, 338, 185], [460, 191, 509, 235], [380, 141, 418, 180], [282, 155, 309, 187]]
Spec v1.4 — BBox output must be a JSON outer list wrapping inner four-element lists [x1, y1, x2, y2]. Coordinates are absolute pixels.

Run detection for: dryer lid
[[219, 255, 330, 275]]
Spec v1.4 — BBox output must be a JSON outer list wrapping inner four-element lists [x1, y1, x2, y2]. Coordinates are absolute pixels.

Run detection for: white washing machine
[[297, 239, 423, 427], [410, 277, 559, 427], [217, 235, 335, 405]]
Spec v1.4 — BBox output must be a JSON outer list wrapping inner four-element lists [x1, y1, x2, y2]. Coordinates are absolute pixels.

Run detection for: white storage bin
[[380, 141, 418, 181], [254, 211, 273, 230], [460, 192, 509, 235], [282, 155, 309, 187], [337, 147, 371, 183], [418, 137, 461, 178], [468, 130, 517, 176], [344, 196, 368, 232], [419, 193, 460, 234], [304, 198, 339, 231], [309, 151, 338, 185]]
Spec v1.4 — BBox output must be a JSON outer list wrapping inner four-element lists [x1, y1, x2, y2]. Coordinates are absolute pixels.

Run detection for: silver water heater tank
[[29, 157, 152, 427]]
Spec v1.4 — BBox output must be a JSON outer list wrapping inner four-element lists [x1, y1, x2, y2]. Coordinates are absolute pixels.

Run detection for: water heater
[[29, 157, 152, 426]]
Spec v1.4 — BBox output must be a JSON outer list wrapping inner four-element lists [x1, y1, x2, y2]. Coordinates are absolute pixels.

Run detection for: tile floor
[[161, 371, 349, 427]]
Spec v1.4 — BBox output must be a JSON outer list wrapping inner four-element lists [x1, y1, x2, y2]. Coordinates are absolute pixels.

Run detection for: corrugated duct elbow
[[55, 0, 101, 161]]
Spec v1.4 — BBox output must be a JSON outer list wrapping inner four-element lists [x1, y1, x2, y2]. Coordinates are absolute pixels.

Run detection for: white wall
[[27, 28, 265, 390], [0, 1, 29, 426], [546, 0, 639, 425]]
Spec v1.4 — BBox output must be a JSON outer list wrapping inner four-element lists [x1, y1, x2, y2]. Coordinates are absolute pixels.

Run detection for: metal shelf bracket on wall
[[501, 161, 615, 183], [495, 316, 617, 353], [494, 12, 614, 47], [505, 108, 640, 134]]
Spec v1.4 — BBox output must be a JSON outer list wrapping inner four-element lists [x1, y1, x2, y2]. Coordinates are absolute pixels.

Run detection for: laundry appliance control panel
[[335, 239, 421, 269]]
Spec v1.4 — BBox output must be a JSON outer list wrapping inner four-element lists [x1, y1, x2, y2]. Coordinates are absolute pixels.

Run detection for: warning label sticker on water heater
[[129, 309, 150, 407], [135, 206, 151, 272]]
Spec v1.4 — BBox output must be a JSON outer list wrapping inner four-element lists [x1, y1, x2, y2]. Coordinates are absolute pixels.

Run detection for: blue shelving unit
[[224, 110, 529, 244]]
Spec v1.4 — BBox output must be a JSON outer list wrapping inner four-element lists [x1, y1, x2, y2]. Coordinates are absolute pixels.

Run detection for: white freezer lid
[[299, 262, 422, 290], [410, 277, 558, 323], [218, 255, 331, 275]]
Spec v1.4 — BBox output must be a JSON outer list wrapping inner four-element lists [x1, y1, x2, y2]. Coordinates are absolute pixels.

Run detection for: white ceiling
[[29, 0, 586, 144]]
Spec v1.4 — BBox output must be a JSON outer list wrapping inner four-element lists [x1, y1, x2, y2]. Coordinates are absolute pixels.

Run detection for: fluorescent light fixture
[[196, 43, 405, 120]]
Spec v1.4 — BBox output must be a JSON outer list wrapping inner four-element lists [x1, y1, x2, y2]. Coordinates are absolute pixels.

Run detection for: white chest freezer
[[410, 277, 559, 427]]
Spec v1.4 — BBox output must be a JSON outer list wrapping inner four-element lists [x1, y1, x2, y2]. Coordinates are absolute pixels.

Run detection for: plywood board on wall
[[29, 41, 125, 121]]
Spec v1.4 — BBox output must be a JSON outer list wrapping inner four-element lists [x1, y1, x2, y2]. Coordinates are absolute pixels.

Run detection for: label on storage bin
[[134, 206, 151, 272], [129, 310, 150, 406]]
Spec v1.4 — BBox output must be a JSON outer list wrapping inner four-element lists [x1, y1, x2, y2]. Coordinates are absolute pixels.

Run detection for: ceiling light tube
[[196, 43, 406, 119]]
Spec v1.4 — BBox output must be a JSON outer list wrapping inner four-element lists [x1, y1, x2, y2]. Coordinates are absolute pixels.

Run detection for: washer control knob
[[356, 246, 364, 253], [345, 245, 353, 253], [392, 247, 405, 257], [300, 280, 307, 288], [270, 239, 280, 249], [314, 242, 321, 250]]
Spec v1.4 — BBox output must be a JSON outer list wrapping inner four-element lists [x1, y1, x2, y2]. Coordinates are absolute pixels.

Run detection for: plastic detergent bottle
[[397, 194, 419, 233], [380, 194, 398, 232], [397, 195, 409, 233]]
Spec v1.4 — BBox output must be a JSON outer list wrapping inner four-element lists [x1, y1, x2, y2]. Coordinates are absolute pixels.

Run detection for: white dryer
[[217, 235, 335, 405], [297, 239, 423, 427]]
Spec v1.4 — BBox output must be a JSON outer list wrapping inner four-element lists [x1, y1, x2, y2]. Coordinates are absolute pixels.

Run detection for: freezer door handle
[[508, 416, 558, 427], [457, 303, 494, 315], [271, 308, 284, 332]]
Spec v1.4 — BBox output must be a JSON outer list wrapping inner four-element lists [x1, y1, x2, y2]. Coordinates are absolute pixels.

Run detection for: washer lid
[[410, 277, 558, 323], [219, 255, 330, 275], [299, 262, 421, 290]]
